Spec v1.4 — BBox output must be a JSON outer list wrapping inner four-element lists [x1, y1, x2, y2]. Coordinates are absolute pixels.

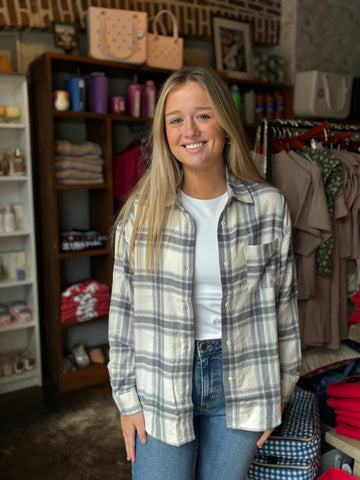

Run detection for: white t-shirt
[[180, 190, 228, 340]]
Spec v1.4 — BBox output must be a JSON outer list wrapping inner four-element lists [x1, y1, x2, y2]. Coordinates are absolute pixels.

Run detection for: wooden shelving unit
[[28, 52, 293, 393]]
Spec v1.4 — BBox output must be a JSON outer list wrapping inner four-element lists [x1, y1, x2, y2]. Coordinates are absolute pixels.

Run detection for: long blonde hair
[[114, 67, 266, 271]]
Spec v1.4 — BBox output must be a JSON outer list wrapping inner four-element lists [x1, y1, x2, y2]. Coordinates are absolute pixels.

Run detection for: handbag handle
[[99, 10, 145, 61], [323, 74, 351, 113], [152, 10, 179, 42]]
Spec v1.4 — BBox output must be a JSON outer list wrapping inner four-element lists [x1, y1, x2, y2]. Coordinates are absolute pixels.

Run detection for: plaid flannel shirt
[[108, 169, 301, 447]]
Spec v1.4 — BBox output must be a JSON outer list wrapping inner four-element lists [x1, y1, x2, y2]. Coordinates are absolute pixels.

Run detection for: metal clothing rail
[[254, 118, 360, 181]]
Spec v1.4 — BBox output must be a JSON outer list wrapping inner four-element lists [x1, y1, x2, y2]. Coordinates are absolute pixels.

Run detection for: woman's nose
[[184, 118, 200, 136]]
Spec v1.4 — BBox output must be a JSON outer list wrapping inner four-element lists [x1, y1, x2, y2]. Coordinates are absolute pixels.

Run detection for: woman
[[108, 66, 301, 480]]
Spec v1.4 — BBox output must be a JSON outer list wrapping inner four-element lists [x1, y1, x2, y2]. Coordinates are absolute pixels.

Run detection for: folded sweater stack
[[348, 286, 360, 324], [327, 376, 360, 440], [55, 140, 104, 184], [61, 278, 110, 325]]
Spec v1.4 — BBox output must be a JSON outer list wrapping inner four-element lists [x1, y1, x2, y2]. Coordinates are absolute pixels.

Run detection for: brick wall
[[0, 0, 281, 45]]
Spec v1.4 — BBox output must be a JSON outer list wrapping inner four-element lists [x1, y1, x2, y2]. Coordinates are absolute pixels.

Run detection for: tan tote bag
[[147, 10, 183, 70], [87, 6, 147, 65]]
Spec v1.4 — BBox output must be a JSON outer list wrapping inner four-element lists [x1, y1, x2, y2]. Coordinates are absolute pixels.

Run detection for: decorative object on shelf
[[0, 251, 27, 281], [65, 76, 86, 112], [212, 17, 253, 80], [5, 105, 21, 122], [147, 9, 183, 70], [253, 53, 286, 83], [54, 90, 69, 111], [0, 55, 14, 73], [87, 7, 148, 65], [87, 72, 108, 114], [127, 75, 142, 117], [111, 96, 126, 115], [10, 148, 26, 176], [0, 104, 5, 122], [142, 79, 157, 118], [52, 21, 79, 53], [293, 71, 353, 119]]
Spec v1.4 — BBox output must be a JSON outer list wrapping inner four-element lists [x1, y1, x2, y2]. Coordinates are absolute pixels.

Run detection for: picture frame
[[212, 17, 253, 80], [52, 22, 79, 53]]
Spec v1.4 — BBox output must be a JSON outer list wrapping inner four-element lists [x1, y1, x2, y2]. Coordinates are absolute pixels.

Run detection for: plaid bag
[[248, 390, 321, 480]]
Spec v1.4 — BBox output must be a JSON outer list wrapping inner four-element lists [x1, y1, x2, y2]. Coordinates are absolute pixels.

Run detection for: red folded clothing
[[348, 310, 360, 324], [350, 289, 360, 306], [336, 414, 360, 429], [327, 396, 360, 412], [327, 376, 360, 398], [335, 422, 360, 441], [335, 408, 360, 421]]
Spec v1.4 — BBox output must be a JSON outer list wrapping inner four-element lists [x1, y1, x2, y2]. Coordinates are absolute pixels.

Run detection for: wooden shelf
[[326, 430, 360, 478], [59, 363, 109, 393]]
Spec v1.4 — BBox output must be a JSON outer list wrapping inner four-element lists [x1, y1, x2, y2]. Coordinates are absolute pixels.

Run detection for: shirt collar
[[225, 166, 254, 204], [175, 165, 255, 206]]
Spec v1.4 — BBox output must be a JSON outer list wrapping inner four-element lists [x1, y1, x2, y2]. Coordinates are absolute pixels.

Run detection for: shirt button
[[224, 261, 229, 267], [225, 302, 229, 308], [228, 376, 233, 382], [226, 340, 232, 346], [221, 221, 225, 226]]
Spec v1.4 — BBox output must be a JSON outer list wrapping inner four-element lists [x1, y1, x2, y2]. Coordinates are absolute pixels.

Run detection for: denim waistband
[[195, 339, 222, 356]]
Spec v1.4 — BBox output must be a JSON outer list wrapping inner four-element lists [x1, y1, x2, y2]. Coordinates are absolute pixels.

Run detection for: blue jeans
[[132, 339, 261, 480]]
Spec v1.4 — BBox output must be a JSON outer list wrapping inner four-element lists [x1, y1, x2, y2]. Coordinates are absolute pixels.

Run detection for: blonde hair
[[114, 67, 266, 271]]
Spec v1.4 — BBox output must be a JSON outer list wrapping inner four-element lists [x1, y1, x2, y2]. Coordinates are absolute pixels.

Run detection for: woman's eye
[[198, 113, 210, 120], [169, 118, 182, 125]]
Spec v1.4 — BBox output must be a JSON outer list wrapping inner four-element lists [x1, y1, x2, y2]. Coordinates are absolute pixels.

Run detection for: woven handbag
[[87, 6, 147, 65], [147, 10, 183, 70]]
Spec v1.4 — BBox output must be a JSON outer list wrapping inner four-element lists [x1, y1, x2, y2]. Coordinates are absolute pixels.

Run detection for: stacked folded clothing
[[348, 285, 360, 324], [327, 376, 360, 440], [60, 278, 110, 325], [55, 139, 104, 184]]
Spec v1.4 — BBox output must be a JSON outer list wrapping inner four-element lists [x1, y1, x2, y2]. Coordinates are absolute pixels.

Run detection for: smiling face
[[164, 81, 227, 178]]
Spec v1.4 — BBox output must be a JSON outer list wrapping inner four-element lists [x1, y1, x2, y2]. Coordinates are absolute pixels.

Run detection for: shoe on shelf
[[72, 343, 90, 368]]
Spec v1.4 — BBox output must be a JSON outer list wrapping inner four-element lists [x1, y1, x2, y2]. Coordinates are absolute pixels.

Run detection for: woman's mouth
[[184, 142, 205, 150]]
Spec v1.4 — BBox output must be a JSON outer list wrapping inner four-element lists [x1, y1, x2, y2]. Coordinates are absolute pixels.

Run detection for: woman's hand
[[257, 402, 285, 449], [120, 412, 147, 463]]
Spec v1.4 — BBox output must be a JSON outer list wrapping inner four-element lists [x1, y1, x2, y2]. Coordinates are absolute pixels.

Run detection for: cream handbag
[[147, 10, 183, 70], [87, 6, 147, 65]]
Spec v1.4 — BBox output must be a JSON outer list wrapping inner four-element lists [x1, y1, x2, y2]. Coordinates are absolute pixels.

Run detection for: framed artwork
[[52, 22, 79, 52], [212, 17, 253, 79]]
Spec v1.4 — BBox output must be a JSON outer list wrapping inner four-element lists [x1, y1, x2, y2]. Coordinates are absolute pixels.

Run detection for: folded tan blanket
[[55, 140, 102, 157], [55, 159, 103, 173], [55, 154, 103, 165], [56, 169, 104, 182], [57, 178, 105, 185]]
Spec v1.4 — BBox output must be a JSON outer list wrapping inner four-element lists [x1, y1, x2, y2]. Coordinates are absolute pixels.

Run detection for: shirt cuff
[[281, 374, 299, 403], [113, 388, 143, 416]]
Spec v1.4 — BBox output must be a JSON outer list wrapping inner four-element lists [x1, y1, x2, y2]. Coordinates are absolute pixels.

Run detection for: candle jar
[[5, 106, 21, 122]]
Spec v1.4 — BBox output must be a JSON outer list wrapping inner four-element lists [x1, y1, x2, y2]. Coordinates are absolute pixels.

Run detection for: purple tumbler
[[87, 72, 109, 114]]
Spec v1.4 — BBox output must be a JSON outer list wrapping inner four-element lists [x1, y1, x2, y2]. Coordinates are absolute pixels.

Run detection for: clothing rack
[[255, 118, 360, 181]]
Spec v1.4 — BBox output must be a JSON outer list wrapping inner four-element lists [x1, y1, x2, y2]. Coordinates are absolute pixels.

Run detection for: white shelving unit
[[0, 73, 42, 393]]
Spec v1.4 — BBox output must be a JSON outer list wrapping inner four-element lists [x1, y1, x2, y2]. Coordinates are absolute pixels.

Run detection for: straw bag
[[87, 6, 147, 65], [147, 10, 183, 70]]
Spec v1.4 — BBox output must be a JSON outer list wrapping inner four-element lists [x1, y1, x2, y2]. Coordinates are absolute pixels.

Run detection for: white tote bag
[[87, 6, 147, 65], [147, 10, 183, 70], [293, 71, 353, 119]]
